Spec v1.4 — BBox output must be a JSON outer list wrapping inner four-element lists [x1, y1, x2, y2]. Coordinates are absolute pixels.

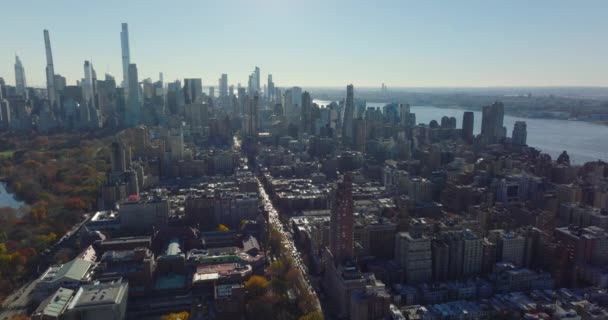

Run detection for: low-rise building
[[63, 279, 128, 320]]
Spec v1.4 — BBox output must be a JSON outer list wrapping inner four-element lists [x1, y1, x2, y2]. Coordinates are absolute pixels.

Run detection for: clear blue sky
[[1, 0, 607, 88]]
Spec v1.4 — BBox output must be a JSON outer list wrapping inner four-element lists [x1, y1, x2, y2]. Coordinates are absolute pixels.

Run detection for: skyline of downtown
[[1, 0, 608, 88]]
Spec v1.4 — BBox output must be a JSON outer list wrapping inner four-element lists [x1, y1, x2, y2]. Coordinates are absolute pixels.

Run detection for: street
[[256, 177, 322, 312], [0, 278, 39, 320]]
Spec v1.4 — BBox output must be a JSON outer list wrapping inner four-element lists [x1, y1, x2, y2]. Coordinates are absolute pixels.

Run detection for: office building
[[243, 95, 258, 137], [399, 103, 415, 127], [168, 130, 184, 160], [14, 55, 26, 97], [125, 63, 140, 126], [353, 118, 367, 152], [480, 102, 505, 143], [512, 121, 527, 145], [184, 103, 208, 128], [183, 78, 202, 104], [395, 232, 432, 284], [254, 67, 260, 93], [342, 84, 355, 147], [247, 66, 260, 95], [219, 74, 228, 98], [167, 80, 183, 115], [462, 111, 474, 142], [267, 74, 274, 101], [290, 86, 302, 111], [301, 91, 312, 135]]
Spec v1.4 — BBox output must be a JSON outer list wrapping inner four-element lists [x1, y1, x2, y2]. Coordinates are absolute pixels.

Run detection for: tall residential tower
[[329, 173, 355, 264], [120, 23, 131, 93], [14, 56, 26, 97], [43, 29, 57, 106]]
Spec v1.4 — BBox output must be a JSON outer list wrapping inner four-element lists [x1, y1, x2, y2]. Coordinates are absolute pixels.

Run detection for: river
[[0, 181, 25, 209], [314, 100, 608, 165]]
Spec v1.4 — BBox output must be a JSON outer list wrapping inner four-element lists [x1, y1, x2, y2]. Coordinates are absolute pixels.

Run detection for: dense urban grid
[[1, 23, 608, 320]]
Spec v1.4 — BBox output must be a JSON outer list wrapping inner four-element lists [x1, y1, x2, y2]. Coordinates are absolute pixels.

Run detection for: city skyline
[[1, 0, 608, 88]]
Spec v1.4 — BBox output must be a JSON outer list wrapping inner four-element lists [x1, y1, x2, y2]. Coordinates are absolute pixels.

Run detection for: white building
[[395, 232, 432, 284], [64, 280, 128, 320]]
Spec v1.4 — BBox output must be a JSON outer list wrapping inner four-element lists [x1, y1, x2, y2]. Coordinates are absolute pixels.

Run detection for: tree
[[271, 278, 288, 295], [285, 267, 300, 283], [269, 228, 283, 255], [299, 311, 324, 320], [30, 202, 47, 222], [64, 197, 86, 211], [246, 296, 274, 320], [162, 311, 189, 320], [33, 136, 49, 149], [244, 275, 269, 299], [269, 260, 287, 278], [54, 248, 74, 263]]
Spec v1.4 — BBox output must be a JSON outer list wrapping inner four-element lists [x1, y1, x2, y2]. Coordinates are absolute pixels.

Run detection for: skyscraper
[[301, 91, 312, 135], [247, 66, 261, 95], [110, 141, 127, 173], [512, 121, 527, 145], [126, 63, 140, 126], [462, 111, 474, 142], [282, 89, 293, 120], [330, 173, 355, 264], [481, 102, 505, 143], [237, 87, 247, 116], [83, 61, 95, 107], [353, 118, 366, 152], [183, 78, 203, 104], [120, 23, 131, 93], [167, 80, 183, 115], [399, 103, 415, 127], [267, 74, 274, 101], [43, 29, 57, 106], [342, 84, 355, 147], [14, 56, 26, 97], [219, 74, 228, 98], [290, 87, 302, 109], [254, 66, 260, 93], [247, 95, 259, 137]]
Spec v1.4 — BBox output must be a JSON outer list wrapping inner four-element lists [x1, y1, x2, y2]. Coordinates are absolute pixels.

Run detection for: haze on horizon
[[1, 0, 607, 88]]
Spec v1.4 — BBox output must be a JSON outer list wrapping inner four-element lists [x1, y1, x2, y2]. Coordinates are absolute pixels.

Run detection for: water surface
[[0, 182, 25, 209], [314, 99, 608, 164]]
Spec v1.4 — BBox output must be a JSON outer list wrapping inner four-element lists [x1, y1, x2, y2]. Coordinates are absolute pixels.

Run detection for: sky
[[0, 0, 607, 88]]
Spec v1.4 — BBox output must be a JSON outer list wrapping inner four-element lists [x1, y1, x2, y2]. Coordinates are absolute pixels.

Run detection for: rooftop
[[68, 280, 128, 309], [32, 287, 74, 318], [40, 258, 95, 284]]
